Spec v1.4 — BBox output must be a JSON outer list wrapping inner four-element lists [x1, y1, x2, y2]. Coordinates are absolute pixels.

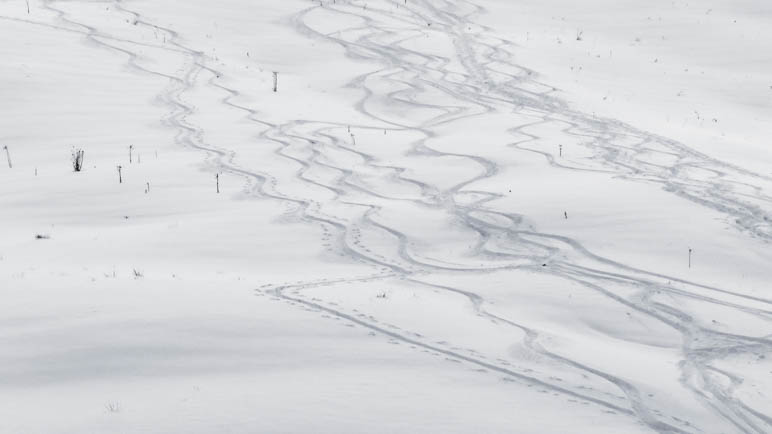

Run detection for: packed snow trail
[[10, 0, 771, 432]]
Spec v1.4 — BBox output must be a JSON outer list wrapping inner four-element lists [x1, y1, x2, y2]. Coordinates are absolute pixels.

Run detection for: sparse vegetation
[[72, 148, 85, 172]]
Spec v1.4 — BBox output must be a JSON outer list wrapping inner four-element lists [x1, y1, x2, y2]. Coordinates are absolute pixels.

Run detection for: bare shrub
[[72, 148, 85, 172]]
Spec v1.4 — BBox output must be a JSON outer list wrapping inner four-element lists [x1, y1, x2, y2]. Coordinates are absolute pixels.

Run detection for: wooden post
[[3, 145, 11, 168]]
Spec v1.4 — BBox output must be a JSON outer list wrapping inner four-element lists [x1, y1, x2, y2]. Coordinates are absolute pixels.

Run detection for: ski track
[[25, 0, 772, 432]]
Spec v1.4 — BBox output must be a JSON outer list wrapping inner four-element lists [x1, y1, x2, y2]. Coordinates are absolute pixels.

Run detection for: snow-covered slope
[[1, 0, 770, 433]]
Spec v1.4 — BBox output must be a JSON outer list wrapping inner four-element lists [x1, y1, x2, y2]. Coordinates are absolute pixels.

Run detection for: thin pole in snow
[[688, 248, 692, 268], [216, 173, 220, 193], [559, 144, 563, 157], [117, 165, 123, 183], [129, 145, 134, 164], [3, 145, 11, 168], [272, 72, 278, 92]]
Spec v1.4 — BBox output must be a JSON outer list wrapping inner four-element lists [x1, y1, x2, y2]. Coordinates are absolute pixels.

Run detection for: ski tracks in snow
[[32, 0, 772, 432]]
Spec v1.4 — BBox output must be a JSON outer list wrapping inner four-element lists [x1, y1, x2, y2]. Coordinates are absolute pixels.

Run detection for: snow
[[1, 0, 770, 433]]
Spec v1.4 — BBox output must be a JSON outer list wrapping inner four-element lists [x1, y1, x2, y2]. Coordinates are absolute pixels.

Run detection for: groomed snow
[[1, 0, 770, 433]]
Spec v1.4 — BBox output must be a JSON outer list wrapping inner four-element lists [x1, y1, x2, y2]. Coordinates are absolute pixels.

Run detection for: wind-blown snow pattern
[[1, 0, 770, 433]]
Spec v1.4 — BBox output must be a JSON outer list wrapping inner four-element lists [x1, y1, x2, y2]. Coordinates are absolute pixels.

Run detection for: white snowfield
[[1, 0, 770, 432]]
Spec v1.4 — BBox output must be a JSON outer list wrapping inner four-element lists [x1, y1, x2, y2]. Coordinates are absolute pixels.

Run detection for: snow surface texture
[[1, 0, 770, 433]]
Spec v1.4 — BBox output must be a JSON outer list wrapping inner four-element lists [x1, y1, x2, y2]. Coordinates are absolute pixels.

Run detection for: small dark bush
[[72, 148, 85, 172]]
